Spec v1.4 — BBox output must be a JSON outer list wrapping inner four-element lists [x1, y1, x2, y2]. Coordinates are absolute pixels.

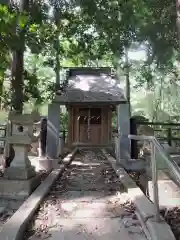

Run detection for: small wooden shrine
[[54, 67, 126, 147]]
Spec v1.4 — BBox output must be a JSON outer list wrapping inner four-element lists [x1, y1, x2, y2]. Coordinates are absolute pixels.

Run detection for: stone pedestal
[[4, 165, 35, 180], [57, 136, 64, 157], [0, 175, 41, 200], [46, 103, 60, 159], [117, 103, 131, 165]]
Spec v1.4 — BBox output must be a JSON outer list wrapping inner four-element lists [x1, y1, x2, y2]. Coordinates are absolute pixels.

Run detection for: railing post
[[130, 117, 138, 159], [167, 128, 172, 146], [63, 130, 66, 142], [150, 141, 160, 221]]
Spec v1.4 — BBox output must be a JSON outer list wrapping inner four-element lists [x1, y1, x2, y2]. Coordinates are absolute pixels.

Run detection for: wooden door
[[79, 108, 89, 143], [89, 108, 101, 144], [78, 108, 102, 144]]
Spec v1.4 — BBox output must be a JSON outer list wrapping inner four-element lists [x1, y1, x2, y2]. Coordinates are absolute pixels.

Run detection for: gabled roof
[[53, 68, 126, 104]]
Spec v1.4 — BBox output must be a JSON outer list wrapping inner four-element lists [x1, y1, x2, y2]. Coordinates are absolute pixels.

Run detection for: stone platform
[[0, 174, 41, 200], [29, 156, 60, 171], [148, 179, 180, 208]]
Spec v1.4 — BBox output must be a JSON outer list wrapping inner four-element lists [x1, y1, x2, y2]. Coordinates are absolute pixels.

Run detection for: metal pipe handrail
[[153, 137, 180, 184], [128, 135, 155, 141], [128, 134, 180, 183], [129, 135, 180, 182], [128, 134, 180, 221]]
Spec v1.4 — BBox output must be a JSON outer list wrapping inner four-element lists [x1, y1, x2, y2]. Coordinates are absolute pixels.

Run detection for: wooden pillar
[[107, 107, 109, 144], [101, 107, 104, 144], [130, 117, 138, 159], [71, 107, 74, 143], [67, 105, 72, 146], [100, 107, 109, 145], [108, 107, 112, 144], [76, 106, 79, 143]]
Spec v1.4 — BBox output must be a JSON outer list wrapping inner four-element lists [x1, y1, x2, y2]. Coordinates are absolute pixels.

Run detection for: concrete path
[[26, 150, 147, 240]]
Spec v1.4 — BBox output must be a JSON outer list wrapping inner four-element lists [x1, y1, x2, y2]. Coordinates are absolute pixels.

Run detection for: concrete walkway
[[27, 150, 147, 240]]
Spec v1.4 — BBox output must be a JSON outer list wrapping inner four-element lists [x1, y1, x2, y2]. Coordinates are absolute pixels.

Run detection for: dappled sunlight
[[63, 153, 74, 164], [29, 192, 133, 239], [55, 71, 126, 103], [27, 194, 140, 240], [68, 74, 124, 97], [71, 160, 100, 166], [47, 122, 59, 137], [29, 156, 40, 171], [25, 149, 137, 239], [48, 217, 127, 239]]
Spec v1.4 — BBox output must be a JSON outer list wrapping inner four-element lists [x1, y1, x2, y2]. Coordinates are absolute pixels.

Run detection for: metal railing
[[128, 134, 180, 221], [136, 121, 180, 147]]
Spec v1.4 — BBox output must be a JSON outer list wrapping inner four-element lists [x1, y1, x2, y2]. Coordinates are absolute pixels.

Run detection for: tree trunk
[[11, 51, 24, 113], [124, 47, 130, 104], [0, 76, 4, 109], [8, 0, 29, 164], [11, 0, 29, 113], [124, 47, 131, 116], [54, 7, 61, 89], [55, 38, 60, 87], [176, 0, 180, 41]]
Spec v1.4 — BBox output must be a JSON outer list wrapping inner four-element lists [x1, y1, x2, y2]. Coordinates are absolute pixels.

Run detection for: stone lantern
[[4, 111, 40, 179], [0, 111, 41, 199]]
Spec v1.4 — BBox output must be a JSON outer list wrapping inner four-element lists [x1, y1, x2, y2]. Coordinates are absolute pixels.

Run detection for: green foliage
[[0, 0, 179, 121], [60, 111, 68, 131]]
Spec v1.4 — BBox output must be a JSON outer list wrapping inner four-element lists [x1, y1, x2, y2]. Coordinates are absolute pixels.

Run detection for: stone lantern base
[[1, 151, 41, 199], [1, 140, 41, 200], [0, 175, 41, 200], [3, 165, 36, 180]]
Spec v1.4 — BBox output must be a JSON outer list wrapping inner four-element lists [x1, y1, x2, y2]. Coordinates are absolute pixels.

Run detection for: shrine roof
[[53, 68, 126, 104]]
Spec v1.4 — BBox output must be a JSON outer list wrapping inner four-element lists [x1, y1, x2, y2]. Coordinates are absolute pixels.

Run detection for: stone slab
[[103, 149, 176, 240], [37, 158, 53, 171], [146, 219, 175, 240], [148, 180, 180, 208], [0, 175, 41, 200], [0, 149, 77, 240]]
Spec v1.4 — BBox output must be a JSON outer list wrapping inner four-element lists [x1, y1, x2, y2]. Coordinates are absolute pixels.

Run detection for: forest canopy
[[0, 0, 179, 122]]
